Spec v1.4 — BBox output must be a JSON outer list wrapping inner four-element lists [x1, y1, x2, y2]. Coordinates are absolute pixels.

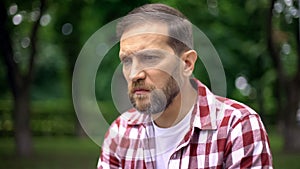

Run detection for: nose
[[128, 63, 146, 81]]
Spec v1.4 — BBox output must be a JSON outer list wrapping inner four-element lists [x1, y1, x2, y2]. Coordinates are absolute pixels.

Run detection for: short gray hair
[[116, 3, 193, 55]]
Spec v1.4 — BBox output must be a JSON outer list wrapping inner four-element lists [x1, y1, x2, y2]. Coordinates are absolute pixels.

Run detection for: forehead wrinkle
[[119, 44, 147, 58], [120, 34, 170, 57], [136, 48, 174, 57]]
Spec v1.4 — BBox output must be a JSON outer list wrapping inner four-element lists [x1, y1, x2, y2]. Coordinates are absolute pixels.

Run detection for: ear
[[181, 50, 197, 76]]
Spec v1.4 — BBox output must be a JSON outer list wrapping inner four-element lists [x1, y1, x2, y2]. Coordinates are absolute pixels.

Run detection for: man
[[98, 3, 273, 169]]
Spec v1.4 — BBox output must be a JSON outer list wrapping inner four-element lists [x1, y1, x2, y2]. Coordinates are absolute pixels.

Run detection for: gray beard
[[130, 76, 180, 114]]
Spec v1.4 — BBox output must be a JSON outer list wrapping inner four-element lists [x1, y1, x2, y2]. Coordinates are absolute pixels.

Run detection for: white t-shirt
[[153, 108, 193, 169]]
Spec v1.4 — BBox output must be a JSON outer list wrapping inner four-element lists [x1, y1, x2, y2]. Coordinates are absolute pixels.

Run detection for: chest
[[117, 128, 227, 169]]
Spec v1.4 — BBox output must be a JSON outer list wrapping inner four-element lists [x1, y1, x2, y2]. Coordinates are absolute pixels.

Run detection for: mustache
[[129, 81, 155, 93]]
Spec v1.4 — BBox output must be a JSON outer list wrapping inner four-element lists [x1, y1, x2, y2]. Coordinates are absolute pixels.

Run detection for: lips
[[134, 88, 150, 94], [130, 81, 154, 96]]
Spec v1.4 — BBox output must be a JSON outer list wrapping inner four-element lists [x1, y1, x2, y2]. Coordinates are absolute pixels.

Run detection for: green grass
[[0, 131, 300, 169], [268, 131, 300, 169], [0, 137, 99, 169]]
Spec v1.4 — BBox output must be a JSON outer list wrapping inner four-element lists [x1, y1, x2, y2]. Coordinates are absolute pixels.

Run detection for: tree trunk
[[267, 0, 300, 152], [0, 0, 46, 157], [283, 79, 300, 152], [267, 0, 285, 127], [13, 86, 32, 156], [281, 4, 300, 152], [284, 125, 300, 152], [0, 1, 32, 156]]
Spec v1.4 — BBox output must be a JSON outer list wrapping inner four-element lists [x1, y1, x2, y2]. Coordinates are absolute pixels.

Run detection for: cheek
[[122, 68, 130, 81], [156, 59, 182, 76], [148, 70, 170, 86]]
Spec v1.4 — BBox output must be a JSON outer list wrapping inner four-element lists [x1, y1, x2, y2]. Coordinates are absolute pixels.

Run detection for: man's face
[[119, 24, 183, 114]]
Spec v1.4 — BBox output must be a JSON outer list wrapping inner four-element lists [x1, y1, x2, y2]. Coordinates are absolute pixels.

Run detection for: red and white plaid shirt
[[97, 79, 273, 169]]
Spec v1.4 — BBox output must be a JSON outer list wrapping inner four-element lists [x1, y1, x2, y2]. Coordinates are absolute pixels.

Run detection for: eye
[[121, 57, 132, 66], [142, 55, 159, 62]]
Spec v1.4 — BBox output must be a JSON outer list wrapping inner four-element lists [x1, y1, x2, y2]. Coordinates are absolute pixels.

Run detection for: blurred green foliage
[[0, 100, 119, 136]]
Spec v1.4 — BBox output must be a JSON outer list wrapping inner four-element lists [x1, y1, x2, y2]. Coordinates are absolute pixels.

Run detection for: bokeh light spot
[[62, 23, 73, 35], [12, 14, 22, 25]]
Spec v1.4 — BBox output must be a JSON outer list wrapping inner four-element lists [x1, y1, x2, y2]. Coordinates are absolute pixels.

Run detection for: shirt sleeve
[[97, 120, 121, 169], [224, 114, 273, 169]]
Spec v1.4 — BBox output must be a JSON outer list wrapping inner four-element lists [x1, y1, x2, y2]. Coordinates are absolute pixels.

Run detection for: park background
[[0, 0, 300, 168]]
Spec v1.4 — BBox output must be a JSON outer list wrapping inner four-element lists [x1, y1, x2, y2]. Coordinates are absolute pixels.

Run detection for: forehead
[[119, 23, 173, 57], [121, 22, 168, 39]]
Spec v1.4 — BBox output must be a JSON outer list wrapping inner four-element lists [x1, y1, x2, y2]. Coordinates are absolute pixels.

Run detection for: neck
[[152, 81, 197, 128]]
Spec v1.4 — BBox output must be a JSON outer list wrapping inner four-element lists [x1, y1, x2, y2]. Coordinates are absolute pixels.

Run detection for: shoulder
[[216, 96, 257, 117], [215, 96, 263, 130], [214, 97, 272, 168]]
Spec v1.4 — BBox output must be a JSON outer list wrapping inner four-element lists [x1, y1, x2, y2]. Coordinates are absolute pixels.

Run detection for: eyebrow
[[120, 49, 170, 58]]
